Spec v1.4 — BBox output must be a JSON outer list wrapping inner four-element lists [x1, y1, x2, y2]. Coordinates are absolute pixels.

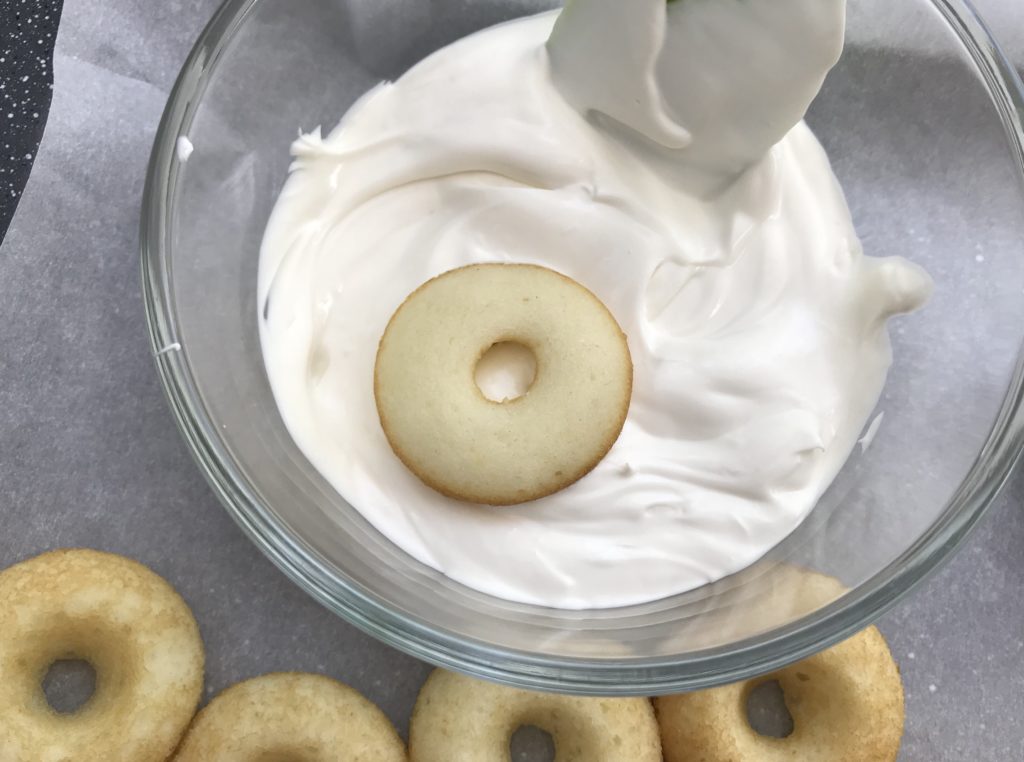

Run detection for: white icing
[[258, 1, 931, 608], [176, 136, 194, 162]]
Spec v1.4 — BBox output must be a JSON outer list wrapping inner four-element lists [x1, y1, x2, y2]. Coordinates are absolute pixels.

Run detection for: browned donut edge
[[374, 263, 633, 506]]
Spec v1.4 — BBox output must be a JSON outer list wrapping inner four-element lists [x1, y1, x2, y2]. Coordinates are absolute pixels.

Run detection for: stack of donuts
[[0, 549, 905, 761]]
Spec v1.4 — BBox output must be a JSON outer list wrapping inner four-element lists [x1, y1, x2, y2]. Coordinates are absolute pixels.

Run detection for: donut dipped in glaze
[[375, 263, 632, 505]]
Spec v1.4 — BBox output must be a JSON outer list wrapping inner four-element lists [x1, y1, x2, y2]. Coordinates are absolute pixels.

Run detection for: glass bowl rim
[[140, 0, 1024, 695]]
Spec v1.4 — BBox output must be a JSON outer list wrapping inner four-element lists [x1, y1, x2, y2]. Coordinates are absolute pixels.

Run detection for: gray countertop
[[1, 1, 1022, 758]]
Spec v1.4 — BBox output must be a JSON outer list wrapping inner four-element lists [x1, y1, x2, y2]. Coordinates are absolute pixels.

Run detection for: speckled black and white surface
[[0, 0, 61, 243], [0, 1, 1022, 759]]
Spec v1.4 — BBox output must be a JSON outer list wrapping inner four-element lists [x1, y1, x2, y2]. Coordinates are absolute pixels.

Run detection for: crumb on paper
[[858, 411, 885, 453], [176, 136, 194, 162]]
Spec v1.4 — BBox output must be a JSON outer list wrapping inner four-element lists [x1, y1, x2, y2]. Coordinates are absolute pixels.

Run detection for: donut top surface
[[0, 549, 204, 762], [374, 263, 632, 506]]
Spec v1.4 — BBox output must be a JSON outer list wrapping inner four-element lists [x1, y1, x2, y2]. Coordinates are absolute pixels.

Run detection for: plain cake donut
[[0, 549, 204, 762], [655, 623, 904, 762], [409, 669, 661, 761], [173, 672, 406, 761], [374, 263, 633, 505]]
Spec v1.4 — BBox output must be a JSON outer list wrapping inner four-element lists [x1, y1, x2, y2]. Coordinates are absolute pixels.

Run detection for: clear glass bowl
[[141, 0, 1024, 694]]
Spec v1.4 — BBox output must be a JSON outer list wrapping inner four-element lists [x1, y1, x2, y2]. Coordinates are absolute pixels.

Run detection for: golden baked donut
[[409, 669, 661, 761], [655, 625, 904, 762], [174, 672, 406, 761], [0, 549, 204, 762], [375, 263, 633, 505]]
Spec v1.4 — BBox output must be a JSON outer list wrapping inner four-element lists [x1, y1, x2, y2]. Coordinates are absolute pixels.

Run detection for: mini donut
[[375, 263, 633, 505], [655, 625, 904, 762], [173, 672, 406, 761], [0, 549, 204, 762], [409, 669, 661, 761]]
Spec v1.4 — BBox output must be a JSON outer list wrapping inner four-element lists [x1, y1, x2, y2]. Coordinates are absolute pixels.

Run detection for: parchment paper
[[1, 0, 1022, 756]]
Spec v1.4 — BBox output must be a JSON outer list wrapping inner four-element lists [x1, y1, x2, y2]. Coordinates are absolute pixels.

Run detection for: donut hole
[[745, 679, 794, 739], [474, 341, 537, 403], [42, 659, 97, 714], [509, 725, 556, 761]]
